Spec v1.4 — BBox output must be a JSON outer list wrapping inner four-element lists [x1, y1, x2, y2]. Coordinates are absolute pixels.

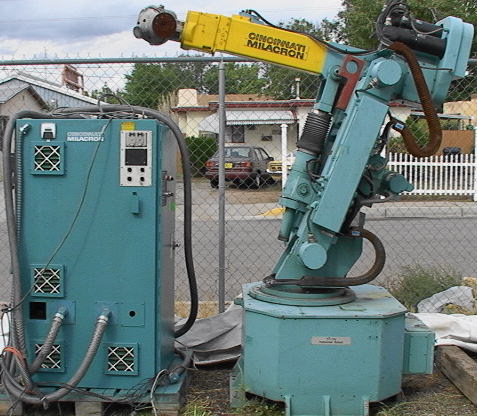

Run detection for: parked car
[[266, 152, 296, 179], [205, 146, 274, 188]]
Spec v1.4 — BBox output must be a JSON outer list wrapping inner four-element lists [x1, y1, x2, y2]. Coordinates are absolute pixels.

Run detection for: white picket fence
[[387, 152, 477, 201]]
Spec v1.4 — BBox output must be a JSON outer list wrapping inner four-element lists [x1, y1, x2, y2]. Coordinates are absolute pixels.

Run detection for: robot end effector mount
[[133, 6, 183, 46]]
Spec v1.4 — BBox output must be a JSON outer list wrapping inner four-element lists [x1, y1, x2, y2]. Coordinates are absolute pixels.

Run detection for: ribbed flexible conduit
[[389, 42, 442, 157]]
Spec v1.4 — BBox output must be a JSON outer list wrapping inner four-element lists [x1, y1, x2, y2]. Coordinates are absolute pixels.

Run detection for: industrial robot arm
[[134, 3, 473, 286]]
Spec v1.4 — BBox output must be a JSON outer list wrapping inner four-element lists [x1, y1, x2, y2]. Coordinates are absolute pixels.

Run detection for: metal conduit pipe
[[29, 308, 67, 373], [1, 311, 110, 406], [267, 229, 386, 287], [2, 111, 56, 358], [168, 349, 193, 384]]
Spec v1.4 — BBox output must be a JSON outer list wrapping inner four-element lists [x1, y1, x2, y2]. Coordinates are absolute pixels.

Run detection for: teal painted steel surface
[[403, 316, 435, 375], [239, 284, 418, 416], [17, 118, 176, 389]]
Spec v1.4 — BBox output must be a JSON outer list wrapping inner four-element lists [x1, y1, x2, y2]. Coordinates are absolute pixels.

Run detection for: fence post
[[281, 123, 288, 188], [473, 126, 477, 202], [218, 60, 226, 313]]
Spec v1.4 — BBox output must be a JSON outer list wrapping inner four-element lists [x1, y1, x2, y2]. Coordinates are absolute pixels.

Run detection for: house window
[[225, 125, 245, 143], [200, 132, 217, 140]]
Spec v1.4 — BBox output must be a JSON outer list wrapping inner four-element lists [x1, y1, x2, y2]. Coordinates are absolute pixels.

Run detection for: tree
[[122, 60, 213, 108], [332, 0, 476, 52], [122, 60, 272, 108], [88, 83, 121, 103], [202, 62, 267, 95], [330, 0, 476, 101]]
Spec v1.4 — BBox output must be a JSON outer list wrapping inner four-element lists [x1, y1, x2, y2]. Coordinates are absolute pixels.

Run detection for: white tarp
[[411, 313, 477, 353], [417, 286, 476, 313]]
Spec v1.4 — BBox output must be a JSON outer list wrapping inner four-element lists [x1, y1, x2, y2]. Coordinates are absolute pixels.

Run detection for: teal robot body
[[231, 8, 473, 416]]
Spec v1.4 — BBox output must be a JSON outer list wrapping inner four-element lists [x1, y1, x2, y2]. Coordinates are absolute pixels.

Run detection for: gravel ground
[[184, 363, 477, 416]]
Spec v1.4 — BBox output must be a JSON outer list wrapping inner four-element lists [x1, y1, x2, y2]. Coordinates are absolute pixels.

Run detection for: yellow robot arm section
[[181, 12, 327, 73], [134, 7, 328, 74]]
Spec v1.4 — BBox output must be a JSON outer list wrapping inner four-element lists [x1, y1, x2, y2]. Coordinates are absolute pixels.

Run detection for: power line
[[0, 15, 135, 23], [0, 6, 341, 24]]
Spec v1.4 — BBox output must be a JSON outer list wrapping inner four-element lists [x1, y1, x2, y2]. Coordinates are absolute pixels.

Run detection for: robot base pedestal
[[233, 283, 413, 416]]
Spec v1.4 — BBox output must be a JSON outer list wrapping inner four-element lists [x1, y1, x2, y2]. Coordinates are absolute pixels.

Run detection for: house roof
[[173, 88, 420, 113], [0, 72, 98, 105], [197, 93, 272, 106], [198, 110, 297, 133], [173, 98, 315, 112], [0, 83, 47, 108]]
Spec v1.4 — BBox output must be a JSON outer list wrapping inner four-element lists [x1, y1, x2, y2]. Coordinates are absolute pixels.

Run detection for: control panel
[[120, 130, 153, 186]]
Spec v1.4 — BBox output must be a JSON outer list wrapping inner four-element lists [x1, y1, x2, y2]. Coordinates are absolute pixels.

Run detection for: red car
[[205, 146, 274, 188]]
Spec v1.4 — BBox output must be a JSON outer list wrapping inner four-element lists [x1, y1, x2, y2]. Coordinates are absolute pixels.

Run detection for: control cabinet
[[16, 118, 176, 389]]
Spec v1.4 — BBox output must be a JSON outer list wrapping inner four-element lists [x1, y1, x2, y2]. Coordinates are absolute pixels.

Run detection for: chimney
[[177, 89, 198, 107]]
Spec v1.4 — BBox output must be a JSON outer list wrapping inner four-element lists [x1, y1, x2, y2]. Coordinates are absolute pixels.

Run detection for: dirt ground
[[16, 360, 476, 415], [184, 363, 477, 416]]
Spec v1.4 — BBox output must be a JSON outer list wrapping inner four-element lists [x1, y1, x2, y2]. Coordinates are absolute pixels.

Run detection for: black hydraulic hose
[[245, 9, 379, 56], [307, 229, 385, 286], [53, 105, 198, 337], [266, 228, 386, 287]]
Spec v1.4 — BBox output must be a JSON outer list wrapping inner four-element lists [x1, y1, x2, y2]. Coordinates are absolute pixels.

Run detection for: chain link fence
[[0, 57, 475, 315]]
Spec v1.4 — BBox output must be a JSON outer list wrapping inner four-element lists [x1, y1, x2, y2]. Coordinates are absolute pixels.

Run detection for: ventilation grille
[[35, 344, 61, 369], [107, 346, 136, 373], [34, 145, 61, 171], [33, 268, 61, 294]]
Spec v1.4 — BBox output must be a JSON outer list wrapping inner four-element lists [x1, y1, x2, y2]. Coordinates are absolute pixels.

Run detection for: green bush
[[387, 116, 462, 153], [387, 116, 428, 153], [389, 265, 462, 312], [185, 136, 218, 177]]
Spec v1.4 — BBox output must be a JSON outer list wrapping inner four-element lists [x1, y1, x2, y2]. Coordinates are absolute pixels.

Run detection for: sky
[[0, 0, 343, 60]]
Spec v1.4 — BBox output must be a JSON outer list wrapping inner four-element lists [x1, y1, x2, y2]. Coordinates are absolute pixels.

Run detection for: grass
[[181, 397, 283, 416], [388, 265, 462, 312], [181, 399, 214, 416], [233, 399, 283, 416], [374, 391, 477, 416]]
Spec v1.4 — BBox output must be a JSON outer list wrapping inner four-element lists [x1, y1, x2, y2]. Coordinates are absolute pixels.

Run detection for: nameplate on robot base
[[311, 336, 352, 345]]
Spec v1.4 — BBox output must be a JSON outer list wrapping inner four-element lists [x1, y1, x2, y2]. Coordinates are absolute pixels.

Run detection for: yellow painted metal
[[121, 121, 136, 130], [181, 11, 327, 74]]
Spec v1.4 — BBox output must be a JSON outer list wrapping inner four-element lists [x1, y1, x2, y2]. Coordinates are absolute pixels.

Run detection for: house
[[0, 71, 99, 142], [172, 88, 315, 159], [172, 89, 434, 160], [0, 72, 98, 109], [444, 94, 477, 128], [173, 88, 475, 158], [0, 83, 48, 138]]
